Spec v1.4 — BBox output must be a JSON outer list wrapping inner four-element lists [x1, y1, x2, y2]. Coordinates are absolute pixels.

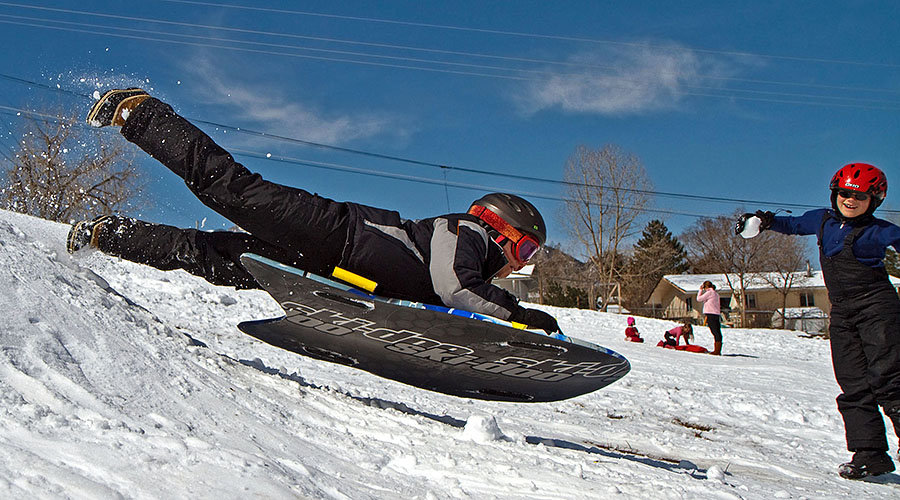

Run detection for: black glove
[[508, 306, 560, 334], [734, 211, 774, 236], [755, 210, 775, 230]]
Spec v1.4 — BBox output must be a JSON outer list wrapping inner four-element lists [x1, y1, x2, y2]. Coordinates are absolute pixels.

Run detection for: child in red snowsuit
[[624, 316, 644, 342]]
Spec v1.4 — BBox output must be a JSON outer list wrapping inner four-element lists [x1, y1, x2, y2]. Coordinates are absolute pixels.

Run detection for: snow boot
[[885, 402, 900, 437], [886, 403, 900, 459], [838, 450, 895, 480], [66, 215, 111, 253], [710, 342, 722, 356], [86, 88, 150, 127]]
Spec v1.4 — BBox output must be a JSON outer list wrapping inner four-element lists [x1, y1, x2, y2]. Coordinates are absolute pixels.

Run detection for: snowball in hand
[[739, 216, 762, 239]]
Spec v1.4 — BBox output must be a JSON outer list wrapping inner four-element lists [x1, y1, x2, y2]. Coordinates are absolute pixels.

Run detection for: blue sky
[[0, 0, 898, 256]]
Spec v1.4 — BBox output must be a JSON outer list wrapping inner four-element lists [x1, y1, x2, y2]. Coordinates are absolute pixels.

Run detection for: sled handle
[[331, 267, 378, 292]]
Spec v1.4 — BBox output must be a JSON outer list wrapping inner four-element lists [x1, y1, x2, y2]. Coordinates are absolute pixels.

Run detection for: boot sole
[[66, 216, 110, 253], [839, 462, 895, 480], [86, 89, 147, 126], [66, 219, 90, 253]]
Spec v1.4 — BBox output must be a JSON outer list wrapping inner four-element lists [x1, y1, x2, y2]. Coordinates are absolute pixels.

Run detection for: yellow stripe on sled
[[331, 267, 378, 292]]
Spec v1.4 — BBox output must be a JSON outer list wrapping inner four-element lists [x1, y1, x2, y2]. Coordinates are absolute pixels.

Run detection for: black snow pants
[[93, 216, 301, 290], [706, 313, 722, 343], [821, 218, 900, 452], [112, 97, 355, 288]]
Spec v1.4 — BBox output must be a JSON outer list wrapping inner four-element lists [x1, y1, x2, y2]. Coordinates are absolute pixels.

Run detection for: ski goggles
[[836, 190, 870, 201], [468, 205, 541, 263]]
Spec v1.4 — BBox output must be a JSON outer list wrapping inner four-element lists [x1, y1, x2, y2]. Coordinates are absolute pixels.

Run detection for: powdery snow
[[1, 208, 898, 499]]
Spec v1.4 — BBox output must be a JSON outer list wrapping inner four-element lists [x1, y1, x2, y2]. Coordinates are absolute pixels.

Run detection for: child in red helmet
[[624, 316, 644, 342], [736, 163, 900, 480]]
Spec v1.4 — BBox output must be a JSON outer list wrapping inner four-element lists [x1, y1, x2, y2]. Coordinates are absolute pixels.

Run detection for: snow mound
[[0, 209, 896, 499]]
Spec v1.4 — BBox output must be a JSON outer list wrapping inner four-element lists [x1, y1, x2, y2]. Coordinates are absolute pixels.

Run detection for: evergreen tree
[[621, 220, 688, 313], [544, 282, 590, 309], [886, 248, 900, 278]]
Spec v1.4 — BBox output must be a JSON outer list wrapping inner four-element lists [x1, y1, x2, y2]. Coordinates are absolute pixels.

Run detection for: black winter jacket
[[122, 98, 520, 319]]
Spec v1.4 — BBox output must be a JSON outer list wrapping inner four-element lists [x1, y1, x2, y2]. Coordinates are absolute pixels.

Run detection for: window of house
[[719, 297, 730, 311], [746, 294, 757, 309], [799, 292, 815, 307]]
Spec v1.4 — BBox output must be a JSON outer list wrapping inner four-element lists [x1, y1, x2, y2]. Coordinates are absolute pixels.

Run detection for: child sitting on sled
[[624, 317, 644, 342]]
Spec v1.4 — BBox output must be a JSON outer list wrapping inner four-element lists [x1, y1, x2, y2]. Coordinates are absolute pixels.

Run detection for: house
[[493, 264, 535, 301], [646, 271, 900, 329], [772, 307, 829, 334]]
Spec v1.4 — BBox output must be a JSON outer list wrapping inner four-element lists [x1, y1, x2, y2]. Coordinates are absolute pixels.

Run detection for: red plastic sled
[[677, 344, 709, 354], [656, 341, 709, 354]]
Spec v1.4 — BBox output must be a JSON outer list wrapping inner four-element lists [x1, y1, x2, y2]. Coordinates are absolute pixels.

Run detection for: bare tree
[[681, 209, 808, 327], [561, 144, 652, 311], [0, 111, 145, 223], [757, 236, 811, 327], [682, 210, 771, 326], [531, 244, 590, 306]]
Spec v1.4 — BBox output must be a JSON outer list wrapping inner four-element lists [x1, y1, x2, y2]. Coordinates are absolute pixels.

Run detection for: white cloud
[[519, 42, 732, 115], [180, 55, 403, 145]]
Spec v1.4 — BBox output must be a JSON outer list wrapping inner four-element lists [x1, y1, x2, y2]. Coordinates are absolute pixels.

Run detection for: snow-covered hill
[[0, 209, 896, 499]]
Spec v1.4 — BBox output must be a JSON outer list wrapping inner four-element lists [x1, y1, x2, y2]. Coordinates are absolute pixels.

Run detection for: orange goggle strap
[[468, 205, 525, 244]]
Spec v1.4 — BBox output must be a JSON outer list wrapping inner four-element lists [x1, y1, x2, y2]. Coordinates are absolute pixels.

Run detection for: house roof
[[662, 271, 900, 293], [497, 264, 535, 281]]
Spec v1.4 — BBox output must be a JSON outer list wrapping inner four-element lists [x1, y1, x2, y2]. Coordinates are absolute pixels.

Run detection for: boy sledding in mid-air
[[69, 88, 560, 334]]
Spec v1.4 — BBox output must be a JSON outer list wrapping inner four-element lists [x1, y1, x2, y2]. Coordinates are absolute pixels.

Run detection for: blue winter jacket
[[770, 208, 900, 268]]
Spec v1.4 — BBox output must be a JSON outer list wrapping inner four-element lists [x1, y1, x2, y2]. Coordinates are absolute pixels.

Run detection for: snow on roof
[[663, 271, 900, 292], [507, 264, 535, 279]]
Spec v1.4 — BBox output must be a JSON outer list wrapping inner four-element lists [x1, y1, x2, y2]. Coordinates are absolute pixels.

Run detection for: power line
[[201, 116, 829, 210], [0, 101, 714, 219], [3, 16, 898, 112], [227, 147, 715, 219], [0, 18, 531, 82], [0, 14, 554, 79], [0, 4, 898, 104], [158, 0, 900, 69], [0, 4, 896, 97], [0, 105, 22, 163], [4, 12, 899, 110], [0, 76, 891, 216], [0, 102, 848, 220]]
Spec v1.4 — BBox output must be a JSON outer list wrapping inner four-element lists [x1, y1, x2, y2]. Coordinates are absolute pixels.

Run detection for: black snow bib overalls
[[819, 212, 900, 451]]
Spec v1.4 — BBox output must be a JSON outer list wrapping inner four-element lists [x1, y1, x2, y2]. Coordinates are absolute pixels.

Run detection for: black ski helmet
[[468, 193, 546, 245]]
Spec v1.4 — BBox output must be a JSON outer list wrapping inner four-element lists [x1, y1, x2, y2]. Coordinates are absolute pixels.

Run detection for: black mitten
[[755, 210, 775, 230], [508, 307, 560, 334]]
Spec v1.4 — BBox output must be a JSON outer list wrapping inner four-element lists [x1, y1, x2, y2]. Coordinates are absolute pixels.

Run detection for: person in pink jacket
[[697, 280, 723, 355], [661, 323, 693, 348]]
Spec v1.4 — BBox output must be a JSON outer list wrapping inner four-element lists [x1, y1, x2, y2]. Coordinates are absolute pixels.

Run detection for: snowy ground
[[1, 208, 898, 499]]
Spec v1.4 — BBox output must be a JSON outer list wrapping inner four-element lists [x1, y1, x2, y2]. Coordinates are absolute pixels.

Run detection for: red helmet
[[829, 163, 887, 201]]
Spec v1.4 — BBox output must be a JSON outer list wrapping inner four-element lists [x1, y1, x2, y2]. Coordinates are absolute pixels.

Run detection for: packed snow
[[1, 208, 898, 499]]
